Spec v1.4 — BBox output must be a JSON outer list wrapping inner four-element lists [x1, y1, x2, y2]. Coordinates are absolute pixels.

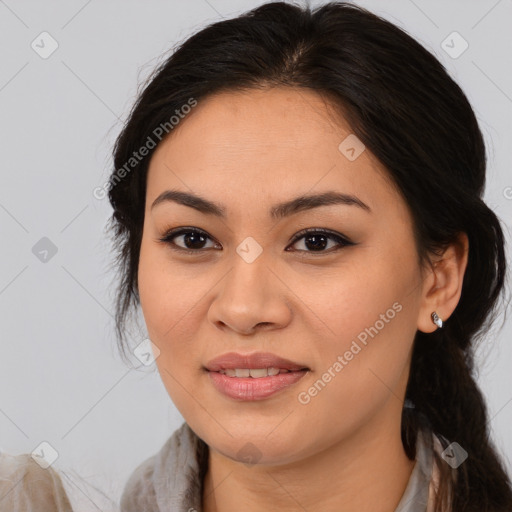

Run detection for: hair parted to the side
[[106, 2, 512, 510]]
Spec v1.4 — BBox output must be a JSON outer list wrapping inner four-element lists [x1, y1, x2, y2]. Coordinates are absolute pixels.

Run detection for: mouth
[[215, 367, 305, 378], [204, 352, 310, 401]]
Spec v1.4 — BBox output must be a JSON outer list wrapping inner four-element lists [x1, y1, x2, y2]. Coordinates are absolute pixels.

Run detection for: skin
[[138, 87, 468, 512]]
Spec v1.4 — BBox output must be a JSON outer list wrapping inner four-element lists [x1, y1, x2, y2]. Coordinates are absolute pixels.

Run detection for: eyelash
[[157, 227, 355, 256]]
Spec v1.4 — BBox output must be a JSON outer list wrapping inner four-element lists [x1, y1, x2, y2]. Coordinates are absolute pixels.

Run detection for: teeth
[[219, 367, 285, 378], [248, 368, 267, 378]]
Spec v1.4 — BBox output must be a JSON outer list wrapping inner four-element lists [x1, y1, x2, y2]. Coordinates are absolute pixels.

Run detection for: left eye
[[158, 227, 354, 254], [288, 228, 353, 253]]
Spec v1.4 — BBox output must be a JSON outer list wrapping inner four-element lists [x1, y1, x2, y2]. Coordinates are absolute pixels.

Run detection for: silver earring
[[431, 311, 443, 329]]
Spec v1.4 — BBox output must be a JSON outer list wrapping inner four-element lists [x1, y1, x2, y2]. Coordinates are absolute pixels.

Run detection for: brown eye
[[287, 228, 354, 254], [158, 228, 219, 254], [158, 227, 354, 255]]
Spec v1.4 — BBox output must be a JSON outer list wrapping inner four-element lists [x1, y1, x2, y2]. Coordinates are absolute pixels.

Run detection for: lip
[[204, 351, 309, 372], [208, 370, 308, 401]]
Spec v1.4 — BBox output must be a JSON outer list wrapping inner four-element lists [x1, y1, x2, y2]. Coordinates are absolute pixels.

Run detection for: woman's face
[[138, 87, 431, 464]]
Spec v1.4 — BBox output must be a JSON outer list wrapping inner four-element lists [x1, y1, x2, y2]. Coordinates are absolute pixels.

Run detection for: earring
[[431, 311, 443, 329]]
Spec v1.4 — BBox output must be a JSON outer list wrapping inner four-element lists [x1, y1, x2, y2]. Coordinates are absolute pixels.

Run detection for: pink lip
[[204, 352, 310, 401], [207, 370, 309, 401], [204, 351, 309, 372]]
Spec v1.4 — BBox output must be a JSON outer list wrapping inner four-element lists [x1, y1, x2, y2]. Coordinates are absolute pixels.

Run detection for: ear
[[417, 232, 469, 333]]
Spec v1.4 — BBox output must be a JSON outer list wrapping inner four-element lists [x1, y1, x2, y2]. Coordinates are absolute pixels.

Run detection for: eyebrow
[[150, 189, 371, 219]]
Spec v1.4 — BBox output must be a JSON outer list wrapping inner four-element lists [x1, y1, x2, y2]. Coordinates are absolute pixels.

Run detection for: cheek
[[138, 240, 195, 340], [295, 256, 418, 402], [288, 255, 405, 345], [295, 302, 414, 444], [138, 241, 206, 387], [138, 252, 202, 413]]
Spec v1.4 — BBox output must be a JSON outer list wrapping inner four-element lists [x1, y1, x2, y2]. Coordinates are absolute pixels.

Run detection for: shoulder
[[0, 451, 74, 511], [119, 450, 159, 512], [120, 422, 207, 512]]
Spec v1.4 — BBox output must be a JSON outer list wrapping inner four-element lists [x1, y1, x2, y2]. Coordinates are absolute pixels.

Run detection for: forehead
[[146, 87, 402, 218], [157, 87, 353, 157]]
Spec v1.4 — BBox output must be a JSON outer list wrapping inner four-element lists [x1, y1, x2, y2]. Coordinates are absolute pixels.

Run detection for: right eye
[[157, 227, 220, 254]]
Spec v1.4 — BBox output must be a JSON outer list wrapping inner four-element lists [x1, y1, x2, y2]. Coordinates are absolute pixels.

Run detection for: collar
[[120, 422, 443, 512]]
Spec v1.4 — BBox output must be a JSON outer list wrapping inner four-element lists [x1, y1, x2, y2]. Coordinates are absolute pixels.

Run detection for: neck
[[202, 412, 416, 512]]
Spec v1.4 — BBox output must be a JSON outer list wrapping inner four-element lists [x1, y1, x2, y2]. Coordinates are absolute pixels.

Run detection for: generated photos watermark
[[298, 301, 403, 405], [93, 97, 198, 200]]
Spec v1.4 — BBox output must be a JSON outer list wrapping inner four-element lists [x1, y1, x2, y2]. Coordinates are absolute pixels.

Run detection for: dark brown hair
[[107, 2, 512, 510]]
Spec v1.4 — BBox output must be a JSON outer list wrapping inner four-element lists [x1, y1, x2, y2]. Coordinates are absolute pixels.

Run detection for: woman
[[109, 1, 512, 511], [1, 1, 511, 511]]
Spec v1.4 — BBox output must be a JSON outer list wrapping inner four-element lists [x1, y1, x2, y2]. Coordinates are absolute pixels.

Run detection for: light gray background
[[1, 0, 511, 509]]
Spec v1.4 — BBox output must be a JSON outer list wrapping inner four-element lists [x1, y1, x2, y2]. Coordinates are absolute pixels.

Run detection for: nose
[[207, 250, 292, 336]]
